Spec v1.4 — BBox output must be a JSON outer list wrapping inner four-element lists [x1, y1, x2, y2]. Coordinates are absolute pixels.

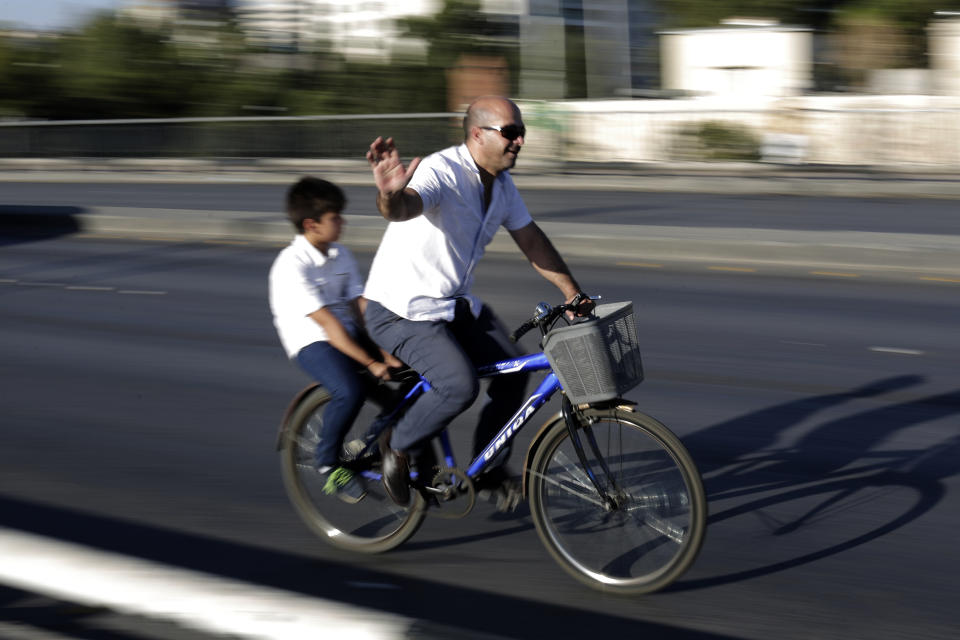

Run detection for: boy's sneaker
[[319, 466, 367, 504], [341, 436, 375, 461]]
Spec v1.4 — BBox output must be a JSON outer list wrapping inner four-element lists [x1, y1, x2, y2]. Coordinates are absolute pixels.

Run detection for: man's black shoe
[[378, 430, 411, 507]]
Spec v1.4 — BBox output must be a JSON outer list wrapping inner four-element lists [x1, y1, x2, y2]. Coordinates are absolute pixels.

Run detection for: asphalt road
[[1, 234, 957, 639], [2, 181, 959, 235]]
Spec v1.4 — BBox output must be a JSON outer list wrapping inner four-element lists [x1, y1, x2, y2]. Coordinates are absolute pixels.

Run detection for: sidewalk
[[3, 159, 960, 279]]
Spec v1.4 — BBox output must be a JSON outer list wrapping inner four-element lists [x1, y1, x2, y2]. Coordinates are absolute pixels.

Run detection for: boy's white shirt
[[268, 235, 364, 359]]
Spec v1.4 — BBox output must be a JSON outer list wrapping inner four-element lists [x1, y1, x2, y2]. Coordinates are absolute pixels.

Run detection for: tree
[[398, 0, 518, 109]]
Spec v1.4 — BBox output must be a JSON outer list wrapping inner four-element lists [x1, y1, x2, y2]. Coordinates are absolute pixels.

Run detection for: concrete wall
[[519, 96, 960, 167]]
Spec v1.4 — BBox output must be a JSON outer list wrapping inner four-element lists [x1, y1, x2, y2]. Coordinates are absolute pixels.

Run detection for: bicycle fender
[[520, 401, 639, 496], [275, 383, 322, 451]]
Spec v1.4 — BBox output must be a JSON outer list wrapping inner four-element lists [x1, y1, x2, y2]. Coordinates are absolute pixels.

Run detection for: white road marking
[[0, 278, 17, 283], [65, 285, 115, 291], [16, 281, 65, 287], [869, 347, 925, 356], [708, 266, 757, 272], [0, 527, 413, 640], [809, 271, 860, 278]]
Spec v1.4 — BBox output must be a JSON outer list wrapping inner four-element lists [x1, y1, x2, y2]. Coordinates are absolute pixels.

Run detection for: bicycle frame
[[361, 351, 561, 483]]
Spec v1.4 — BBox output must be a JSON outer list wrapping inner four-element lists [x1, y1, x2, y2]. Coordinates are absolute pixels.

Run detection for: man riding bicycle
[[363, 96, 592, 509]]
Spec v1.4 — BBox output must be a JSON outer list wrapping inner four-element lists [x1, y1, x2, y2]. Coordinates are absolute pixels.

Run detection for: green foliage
[[675, 121, 761, 162], [50, 16, 189, 118], [0, 1, 492, 120], [835, 0, 960, 68], [6, 0, 960, 121], [659, 0, 798, 29], [401, 0, 511, 68]]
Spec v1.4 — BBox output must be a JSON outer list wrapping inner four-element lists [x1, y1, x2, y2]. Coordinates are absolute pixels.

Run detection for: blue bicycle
[[278, 300, 706, 594]]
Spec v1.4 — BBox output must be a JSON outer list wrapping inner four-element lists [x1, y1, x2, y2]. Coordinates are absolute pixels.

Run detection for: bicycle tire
[[279, 386, 426, 553], [528, 406, 706, 594]]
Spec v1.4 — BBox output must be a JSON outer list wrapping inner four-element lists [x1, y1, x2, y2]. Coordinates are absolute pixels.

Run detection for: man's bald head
[[463, 96, 519, 139]]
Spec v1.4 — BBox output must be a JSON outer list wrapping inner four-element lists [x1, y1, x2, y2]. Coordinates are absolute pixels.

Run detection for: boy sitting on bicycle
[[269, 176, 401, 502]]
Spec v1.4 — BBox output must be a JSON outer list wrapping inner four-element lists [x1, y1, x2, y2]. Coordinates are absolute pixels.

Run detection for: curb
[[5, 159, 960, 199], [6, 206, 955, 279]]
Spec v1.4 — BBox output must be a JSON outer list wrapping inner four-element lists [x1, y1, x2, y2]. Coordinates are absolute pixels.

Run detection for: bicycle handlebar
[[509, 295, 597, 342], [509, 319, 538, 343]]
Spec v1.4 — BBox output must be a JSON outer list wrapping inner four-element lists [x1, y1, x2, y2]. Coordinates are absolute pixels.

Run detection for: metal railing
[[0, 113, 462, 159], [5, 102, 960, 167]]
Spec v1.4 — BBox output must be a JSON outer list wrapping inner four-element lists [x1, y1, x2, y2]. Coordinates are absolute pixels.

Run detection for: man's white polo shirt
[[364, 144, 533, 321], [269, 235, 363, 359]]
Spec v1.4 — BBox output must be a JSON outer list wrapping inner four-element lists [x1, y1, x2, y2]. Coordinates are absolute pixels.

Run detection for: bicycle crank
[[424, 467, 475, 519]]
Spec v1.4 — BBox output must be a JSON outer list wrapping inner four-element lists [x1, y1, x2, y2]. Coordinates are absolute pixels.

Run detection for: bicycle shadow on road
[[673, 375, 960, 591]]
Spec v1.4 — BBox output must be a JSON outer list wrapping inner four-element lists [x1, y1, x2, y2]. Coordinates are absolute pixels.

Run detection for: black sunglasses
[[480, 124, 526, 141]]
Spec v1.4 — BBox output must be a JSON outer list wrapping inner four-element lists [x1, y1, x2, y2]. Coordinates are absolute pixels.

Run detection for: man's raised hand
[[366, 136, 421, 197]]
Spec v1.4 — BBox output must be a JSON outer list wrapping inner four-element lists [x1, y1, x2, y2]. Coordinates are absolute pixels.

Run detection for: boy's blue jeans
[[296, 341, 368, 467]]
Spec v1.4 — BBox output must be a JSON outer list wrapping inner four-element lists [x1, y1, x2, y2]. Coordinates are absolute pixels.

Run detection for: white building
[[118, 0, 180, 25], [929, 16, 960, 95], [233, 0, 442, 59], [660, 19, 812, 98]]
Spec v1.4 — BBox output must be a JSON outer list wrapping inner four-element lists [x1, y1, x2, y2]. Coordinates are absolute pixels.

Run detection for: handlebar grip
[[509, 321, 535, 343]]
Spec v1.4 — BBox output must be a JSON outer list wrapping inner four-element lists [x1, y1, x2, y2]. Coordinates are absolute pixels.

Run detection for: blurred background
[[4, 0, 960, 165], [3, 4, 960, 639]]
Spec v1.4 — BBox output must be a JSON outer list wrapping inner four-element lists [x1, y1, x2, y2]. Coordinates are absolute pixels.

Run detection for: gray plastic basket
[[542, 301, 644, 404]]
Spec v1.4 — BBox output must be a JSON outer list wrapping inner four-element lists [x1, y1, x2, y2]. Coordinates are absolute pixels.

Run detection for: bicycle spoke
[[535, 450, 606, 508], [530, 469, 606, 508], [529, 409, 706, 593], [281, 387, 426, 553], [623, 507, 688, 544]]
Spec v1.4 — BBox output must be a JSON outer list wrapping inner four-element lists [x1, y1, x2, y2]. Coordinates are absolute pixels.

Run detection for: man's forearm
[[376, 188, 422, 221], [533, 259, 582, 301], [517, 224, 582, 300]]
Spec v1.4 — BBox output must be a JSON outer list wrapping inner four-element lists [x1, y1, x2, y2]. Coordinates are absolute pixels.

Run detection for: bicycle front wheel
[[279, 387, 426, 554], [528, 407, 706, 594]]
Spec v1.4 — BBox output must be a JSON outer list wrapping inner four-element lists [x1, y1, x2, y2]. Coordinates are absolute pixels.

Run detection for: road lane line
[[137, 236, 187, 243], [0, 278, 17, 283], [66, 285, 115, 291], [16, 281, 66, 287], [707, 266, 757, 272], [869, 347, 925, 356], [918, 276, 960, 283], [810, 271, 860, 278], [0, 527, 414, 640]]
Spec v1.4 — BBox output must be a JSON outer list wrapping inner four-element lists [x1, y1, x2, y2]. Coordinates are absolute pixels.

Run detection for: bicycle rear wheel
[[279, 387, 426, 553], [528, 407, 706, 594]]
